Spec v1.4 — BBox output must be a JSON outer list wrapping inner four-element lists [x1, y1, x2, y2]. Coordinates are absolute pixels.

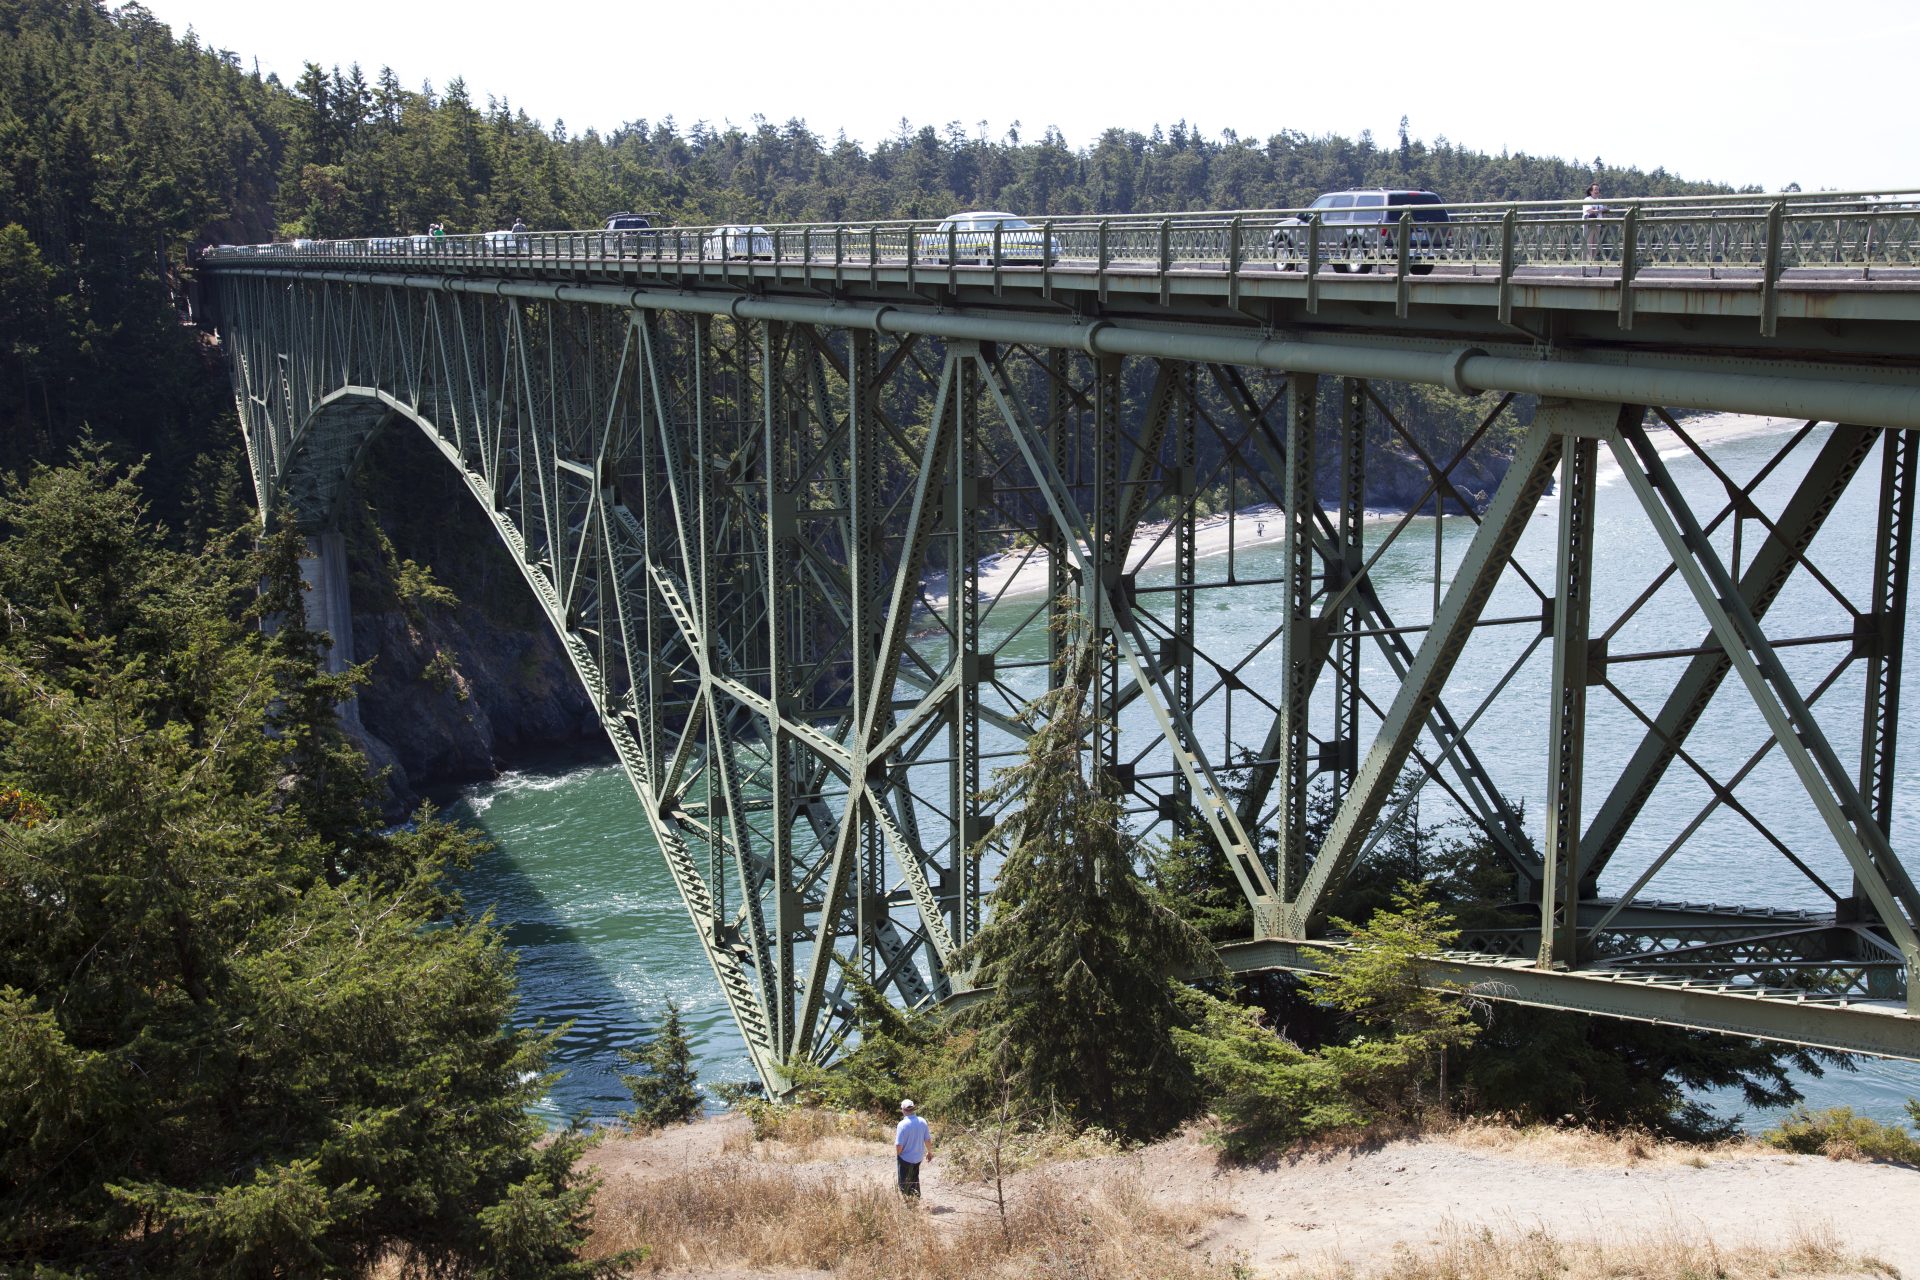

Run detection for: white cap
[[900, 1098, 916, 1112]]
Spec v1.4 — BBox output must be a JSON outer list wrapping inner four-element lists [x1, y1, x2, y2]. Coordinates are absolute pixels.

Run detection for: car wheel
[[1411, 263, 1435, 276]]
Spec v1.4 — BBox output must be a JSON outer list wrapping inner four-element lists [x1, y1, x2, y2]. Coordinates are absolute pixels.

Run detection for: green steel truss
[[208, 247, 1920, 1081]]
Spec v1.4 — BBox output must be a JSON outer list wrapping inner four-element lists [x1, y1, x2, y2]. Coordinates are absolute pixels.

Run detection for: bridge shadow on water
[[433, 753, 752, 1126]]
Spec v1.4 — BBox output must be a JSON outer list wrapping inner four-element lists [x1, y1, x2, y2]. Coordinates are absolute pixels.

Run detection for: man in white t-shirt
[[894, 1098, 931, 1198]]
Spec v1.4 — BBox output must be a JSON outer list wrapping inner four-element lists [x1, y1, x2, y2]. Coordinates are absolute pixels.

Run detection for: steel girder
[[214, 268, 1920, 1077]]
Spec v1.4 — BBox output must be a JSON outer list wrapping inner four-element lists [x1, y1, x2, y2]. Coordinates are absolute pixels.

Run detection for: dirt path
[[583, 1115, 1920, 1278]]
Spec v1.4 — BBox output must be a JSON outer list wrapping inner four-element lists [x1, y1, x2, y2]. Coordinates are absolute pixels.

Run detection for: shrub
[[1762, 1106, 1920, 1164], [619, 1000, 702, 1130]]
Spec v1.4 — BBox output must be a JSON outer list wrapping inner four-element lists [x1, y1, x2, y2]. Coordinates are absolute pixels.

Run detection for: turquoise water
[[449, 418, 1920, 1129]]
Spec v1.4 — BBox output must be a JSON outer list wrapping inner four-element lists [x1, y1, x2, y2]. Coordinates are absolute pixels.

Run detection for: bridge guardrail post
[[1158, 218, 1171, 306], [1041, 219, 1054, 300], [1305, 213, 1321, 314], [1097, 219, 1110, 303], [1394, 211, 1411, 317], [1761, 200, 1785, 337], [1228, 216, 1242, 309], [1498, 207, 1516, 326], [1619, 205, 1639, 330]]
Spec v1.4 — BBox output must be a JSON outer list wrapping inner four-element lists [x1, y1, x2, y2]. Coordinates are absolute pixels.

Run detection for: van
[[1271, 189, 1451, 273]]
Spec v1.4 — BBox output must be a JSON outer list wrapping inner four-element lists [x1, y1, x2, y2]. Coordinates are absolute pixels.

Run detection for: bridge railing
[[207, 189, 1920, 280]]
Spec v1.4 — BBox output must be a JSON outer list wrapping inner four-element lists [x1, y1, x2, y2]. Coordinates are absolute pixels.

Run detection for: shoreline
[[927, 411, 1804, 612]]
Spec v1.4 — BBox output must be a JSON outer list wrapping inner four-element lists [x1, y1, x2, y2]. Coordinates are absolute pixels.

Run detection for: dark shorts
[[896, 1156, 922, 1197]]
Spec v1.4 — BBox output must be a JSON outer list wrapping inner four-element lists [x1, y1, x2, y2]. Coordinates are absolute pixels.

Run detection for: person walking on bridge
[[894, 1098, 931, 1199]]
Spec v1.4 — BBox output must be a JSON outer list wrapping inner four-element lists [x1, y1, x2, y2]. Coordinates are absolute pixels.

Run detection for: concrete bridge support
[[298, 529, 360, 725]]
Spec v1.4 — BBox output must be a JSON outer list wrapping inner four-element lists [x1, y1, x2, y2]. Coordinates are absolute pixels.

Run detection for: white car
[[482, 229, 530, 253], [702, 224, 774, 260], [921, 211, 1056, 265]]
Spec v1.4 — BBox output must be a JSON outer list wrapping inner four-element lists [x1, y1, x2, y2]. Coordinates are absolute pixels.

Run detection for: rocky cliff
[[344, 427, 605, 810]]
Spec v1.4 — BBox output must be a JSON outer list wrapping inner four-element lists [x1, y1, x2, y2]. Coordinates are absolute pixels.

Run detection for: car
[[702, 224, 774, 260], [921, 211, 1056, 265], [1270, 189, 1451, 274], [481, 228, 529, 254], [367, 236, 407, 254], [602, 211, 659, 258]]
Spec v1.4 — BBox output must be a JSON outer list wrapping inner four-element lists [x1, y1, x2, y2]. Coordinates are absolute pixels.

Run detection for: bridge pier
[[298, 529, 360, 726]]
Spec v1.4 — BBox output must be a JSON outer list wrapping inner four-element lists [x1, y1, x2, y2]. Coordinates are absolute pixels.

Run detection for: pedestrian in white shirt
[[1582, 181, 1608, 263], [894, 1098, 931, 1199]]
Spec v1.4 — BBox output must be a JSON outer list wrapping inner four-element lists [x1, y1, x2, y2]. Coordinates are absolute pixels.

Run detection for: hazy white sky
[[138, 0, 1911, 194]]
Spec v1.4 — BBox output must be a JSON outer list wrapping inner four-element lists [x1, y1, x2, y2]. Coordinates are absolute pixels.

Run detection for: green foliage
[[1151, 833, 1254, 942], [0, 454, 610, 1276], [1762, 1106, 1920, 1164], [618, 999, 703, 1130], [950, 630, 1220, 1141], [1158, 762, 1840, 1141], [786, 965, 948, 1118], [1172, 988, 1362, 1159], [1172, 887, 1478, 1158]]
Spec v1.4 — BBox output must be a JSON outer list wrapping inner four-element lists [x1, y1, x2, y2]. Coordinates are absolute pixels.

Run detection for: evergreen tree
[[618, 999, 702, 1130], [0, 452, 620, 1276], [1305, 883, 1480, 1118], [951, 624, 1219, 1141]]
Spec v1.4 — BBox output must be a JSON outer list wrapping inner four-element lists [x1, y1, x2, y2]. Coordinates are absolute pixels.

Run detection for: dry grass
[[938, 1121, 1123, 1181], [588, 1162, 1239, 1279], [1292, 1221, 1896, 1280], [1434, 1115, 1749, 1167], [716, 1103, 893, 1162]]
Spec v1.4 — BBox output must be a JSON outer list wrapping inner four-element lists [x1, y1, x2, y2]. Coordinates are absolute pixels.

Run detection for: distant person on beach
[[1256, 520, 1265, 538], [895, 1098, 931, 1198]]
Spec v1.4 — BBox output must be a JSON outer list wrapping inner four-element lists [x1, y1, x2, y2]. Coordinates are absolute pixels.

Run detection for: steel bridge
[[203, 190, 1920, 1086]]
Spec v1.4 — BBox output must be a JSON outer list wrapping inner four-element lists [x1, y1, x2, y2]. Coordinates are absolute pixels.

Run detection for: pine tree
[[1306, 883, 1484, 1121], [619, 999, 702, 1130], [0, 453, 621, 1276], [951, 623, 1219, 1140]]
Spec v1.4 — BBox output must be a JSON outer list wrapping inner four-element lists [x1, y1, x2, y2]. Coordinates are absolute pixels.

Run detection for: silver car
[[702, 224, 774, 260], [922, 211, 1056, 265]]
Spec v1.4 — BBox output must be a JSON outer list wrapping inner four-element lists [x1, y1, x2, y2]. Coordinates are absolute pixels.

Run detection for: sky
[[136, 0, 1913, 195]]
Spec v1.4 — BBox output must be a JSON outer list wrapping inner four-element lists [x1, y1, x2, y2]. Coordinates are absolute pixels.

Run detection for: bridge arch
[[272, 379, 804, 1088]]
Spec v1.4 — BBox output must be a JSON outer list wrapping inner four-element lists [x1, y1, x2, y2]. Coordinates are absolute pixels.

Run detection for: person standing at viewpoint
[[1582, 181, 1608, 262], [894, 1099, 931, 1198]]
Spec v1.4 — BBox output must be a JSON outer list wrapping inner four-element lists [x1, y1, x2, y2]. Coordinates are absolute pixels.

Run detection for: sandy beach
[[924, 412, 1805, 614]]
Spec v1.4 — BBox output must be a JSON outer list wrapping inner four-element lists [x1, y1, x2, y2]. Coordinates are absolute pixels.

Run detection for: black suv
[[602, 211, 658, 257], [1270, 189, 1450, 274]]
